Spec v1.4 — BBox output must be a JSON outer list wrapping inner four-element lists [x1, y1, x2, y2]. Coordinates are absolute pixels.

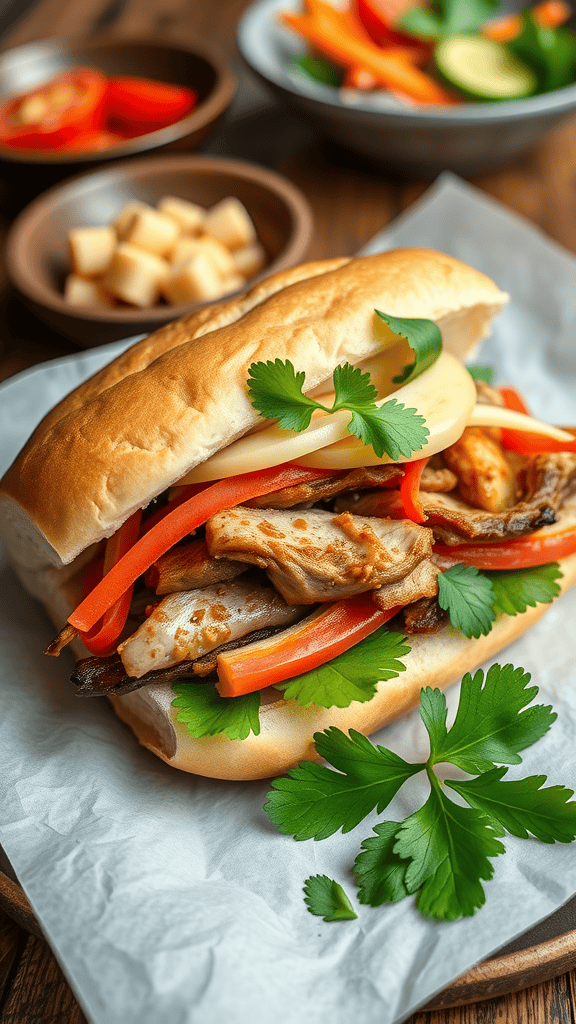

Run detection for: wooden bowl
[[5, 153, 315, 346], [0, 35, 235, 168]]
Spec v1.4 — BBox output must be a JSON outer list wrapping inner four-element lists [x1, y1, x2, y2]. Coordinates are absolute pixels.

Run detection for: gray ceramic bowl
[[238, 0, 576, 176], [5, 153, 314, 346], [0, 36, 235, 167]]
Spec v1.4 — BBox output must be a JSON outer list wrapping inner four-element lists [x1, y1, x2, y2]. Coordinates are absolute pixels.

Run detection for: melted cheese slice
[[179, 352, 476, 483]]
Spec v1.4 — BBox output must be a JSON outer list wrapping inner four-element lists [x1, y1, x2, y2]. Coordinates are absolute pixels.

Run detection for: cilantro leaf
[[467, 364, 496, 384], [172, 682, 261, 741], [247, 359, 319, 432], [448, 769, 576, 844], [354, 821, 410, 905], [276, 628, 410, 709], [395, 777, 505, 921], [348, 399, 429, 460], [487, 563, 562, 617], [332, 362, 379, 408], [437, 564, 495, 638], [427, 665, 556, 773], [264, 728, 423, 840], [303, 875, 357, 921], [374, 310, 443, 385]]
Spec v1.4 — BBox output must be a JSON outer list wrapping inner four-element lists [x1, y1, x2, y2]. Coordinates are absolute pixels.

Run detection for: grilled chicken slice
[[118, 576, 305, 678], [205, 506, 434, 605], [145, 538, 247, 595], [402, 595, 449, 634], [371, 559, 439, 611], [245, 464, 402, 509], [419, 467, 457, 492], [443, 426, 517, 512]]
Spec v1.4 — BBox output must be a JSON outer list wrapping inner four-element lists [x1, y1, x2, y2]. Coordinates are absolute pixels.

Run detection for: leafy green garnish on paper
[[265, 664, 576, 921], [303, 875, 357, 921], [172, 681, 261, 740], [437, 562, 562, 638], [247, 311, 442, 459]]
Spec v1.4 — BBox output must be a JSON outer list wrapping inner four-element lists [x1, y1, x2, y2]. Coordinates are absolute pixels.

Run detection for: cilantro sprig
[[438, 563, 563, 639], [247, 311, 442, 460], [303, 875, 357, 921], [172, 682, 261, 741], [265, 665, 576, 922]]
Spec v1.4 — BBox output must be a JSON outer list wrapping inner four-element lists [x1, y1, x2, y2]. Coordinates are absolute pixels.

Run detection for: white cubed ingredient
[[67, 225, 116, 278], [162, 254, 226, 304], [231, 242, 266, 279], [63, 274, 116, 307], [102, 243, 169, 308], [124, 207, 181, 258], [114, 201, 152, 240], [170, 235, 234, 277], [157, 196, 206, 234], [202, 197, 256, 252]]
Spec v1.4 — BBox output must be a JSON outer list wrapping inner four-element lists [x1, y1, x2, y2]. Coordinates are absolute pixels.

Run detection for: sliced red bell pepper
[[399, 457, 428, 523], [217, 593, 399, 698], [0, 69, 107, 150], [140, 482, 211, 536], [434, 524, 576, 570], [106, 76, 198, 132], [80, 509, 142, 656], [59, 129, 125, 152], [499, 385, 576, 454], [356, 0, 431, 50], [68, 464, 339, 635]]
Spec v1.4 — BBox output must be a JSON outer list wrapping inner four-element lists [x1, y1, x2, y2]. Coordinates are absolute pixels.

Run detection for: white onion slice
[[468, 403, 574, 442]]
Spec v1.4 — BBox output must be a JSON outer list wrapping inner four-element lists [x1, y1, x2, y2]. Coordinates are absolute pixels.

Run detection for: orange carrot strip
[[483, 0, 571, 41]]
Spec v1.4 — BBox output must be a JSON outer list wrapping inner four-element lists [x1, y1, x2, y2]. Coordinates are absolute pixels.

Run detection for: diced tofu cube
[[162, 254, 225, 304], [102, 243, 169, 308], [202, 198, 256, 252], [67, 225, 116, 278], [231, 242, 266, 279], [170, 236, 234, 278], [114, 202, 152, 240], [123, 207, 181, 258], [64, 274, 116, 307], [158, 196, 205, 234]]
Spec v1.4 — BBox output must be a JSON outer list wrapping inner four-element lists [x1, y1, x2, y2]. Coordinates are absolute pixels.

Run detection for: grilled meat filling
[[145, 537, 247, 595]]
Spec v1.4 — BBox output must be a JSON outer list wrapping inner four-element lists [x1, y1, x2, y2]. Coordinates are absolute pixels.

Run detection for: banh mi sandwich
[[1, 248, 576, 781]]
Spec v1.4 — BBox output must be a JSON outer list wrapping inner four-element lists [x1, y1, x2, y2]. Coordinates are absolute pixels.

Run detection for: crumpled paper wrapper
[[1, 173, 576, 1024]]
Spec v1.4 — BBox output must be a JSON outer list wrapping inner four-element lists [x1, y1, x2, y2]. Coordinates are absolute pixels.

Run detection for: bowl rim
[[5, 152, 315, 325], [0, 33, 236, 164], [238, 0, 576, 125]]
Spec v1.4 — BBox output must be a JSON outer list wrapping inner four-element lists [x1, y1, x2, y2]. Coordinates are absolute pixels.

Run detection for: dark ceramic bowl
[[0, 35, 235, 167], [5, 153, 315, 346], [238, 0, 576, 177]]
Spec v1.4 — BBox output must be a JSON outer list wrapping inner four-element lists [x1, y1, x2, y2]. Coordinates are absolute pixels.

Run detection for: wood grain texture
[[1, 0, 576, 1021]]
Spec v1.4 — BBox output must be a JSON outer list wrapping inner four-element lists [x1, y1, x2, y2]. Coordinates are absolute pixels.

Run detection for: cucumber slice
[[434, 35, 537, 100]]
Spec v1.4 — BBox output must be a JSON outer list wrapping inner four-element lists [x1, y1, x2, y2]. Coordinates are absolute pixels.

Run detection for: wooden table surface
[[1, 0, 576, 1021]]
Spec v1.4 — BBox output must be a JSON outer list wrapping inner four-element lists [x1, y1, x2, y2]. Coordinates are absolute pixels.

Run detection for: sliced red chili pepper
[[434, 524, 576, 570], [80, 510, 142, 656], [106, 77, 198, 132], [0, 69, 107, 150], [69, 464, 339, 635], [399, 457, 428, 523], [217, 594, 399, 697]]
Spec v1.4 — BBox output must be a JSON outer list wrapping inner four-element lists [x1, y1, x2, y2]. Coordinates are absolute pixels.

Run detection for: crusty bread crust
[[0, 249, 507, 569]]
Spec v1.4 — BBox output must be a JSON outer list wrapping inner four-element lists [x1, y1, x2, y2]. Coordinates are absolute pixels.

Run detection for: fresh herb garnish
[[508, 11, 576, 92], [172, 681, 261, 740], [276, 627, 411, 709], [437, 562, 562, 639], [303, 875, 358, 921], [292, 54, 343, 88], [466, 363, 496, 384], [400, 0, 500, 40], [247, 358, 429, 459], [266, 666, 576, 921], [374, 311, 443, 385]]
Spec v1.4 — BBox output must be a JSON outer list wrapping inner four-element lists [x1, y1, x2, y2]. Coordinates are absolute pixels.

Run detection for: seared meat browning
[[419, 467, 457, 492], [146, 538, 247, 594], [402, 596, 449, 634], [205, 506, 435, 604], [371, 559, 439, 611], [245, 464, 402, 510], [118, 576, 305, 678], [442, 426, 516, 512]]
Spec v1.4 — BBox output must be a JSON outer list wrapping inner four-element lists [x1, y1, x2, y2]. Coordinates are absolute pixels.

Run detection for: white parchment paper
[[1, 174, 576, 1024]]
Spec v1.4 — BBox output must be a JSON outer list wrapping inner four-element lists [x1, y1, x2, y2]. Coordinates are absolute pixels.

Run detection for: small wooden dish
[[5, 153, 315, 346]]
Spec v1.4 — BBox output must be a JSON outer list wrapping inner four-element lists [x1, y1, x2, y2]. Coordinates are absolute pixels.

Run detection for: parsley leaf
[[374, 310, 443, 385], [247, 359, 319, 432], [355, 821, 410, 905], [467, 364, 496, 384], [172, 681, 261, 741], [426, 665, 556, 773], [488, 563, 562, 617], [437, 564, 495, 638], [394, 777, 505, 921], [276, 628, 410, 709], [303, 875, 358, 921], [265, 727, 423, 840], [448, 768, 576, 844]]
